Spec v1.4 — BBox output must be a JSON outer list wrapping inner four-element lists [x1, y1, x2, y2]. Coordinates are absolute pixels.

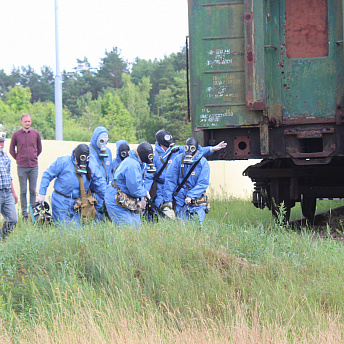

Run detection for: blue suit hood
[[116, 140, 129, 156], [128, 149, 142, 164], [90, 126, 108, 154]]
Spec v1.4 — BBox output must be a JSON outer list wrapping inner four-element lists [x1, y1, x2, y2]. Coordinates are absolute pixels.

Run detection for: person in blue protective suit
[[37, 144, 106, 226], [163, 137, 210, 225], [145, 129, 226, 211], [89, 126, 113, 219], [112, 140, 130, 170], [89, 126, 113, 184], [104, 142, 153, 227]]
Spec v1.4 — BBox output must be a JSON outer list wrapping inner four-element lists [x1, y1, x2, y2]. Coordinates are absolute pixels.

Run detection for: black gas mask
[[118, 143, 130, 160], [156, 129, 179, 153], [75, 144, 90, 174], [137, 142, 156, 173], [184, 137, 198, 165]]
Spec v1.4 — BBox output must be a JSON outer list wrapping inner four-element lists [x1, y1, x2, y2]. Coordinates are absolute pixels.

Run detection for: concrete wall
[[4, 139, 257, 202]]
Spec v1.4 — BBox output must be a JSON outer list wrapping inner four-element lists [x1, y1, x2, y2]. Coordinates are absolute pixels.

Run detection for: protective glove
[[141, 197, 147, 209], [37, 194, 45, 203], [210, 141, 227, 152], [161, 202, 175, 219], [185, 196, 192, 205]]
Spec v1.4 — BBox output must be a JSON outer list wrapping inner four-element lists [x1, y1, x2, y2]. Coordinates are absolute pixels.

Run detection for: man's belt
[[54, 189, 78, 199]]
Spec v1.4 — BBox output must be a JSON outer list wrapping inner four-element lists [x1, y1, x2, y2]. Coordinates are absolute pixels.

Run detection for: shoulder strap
[[74, 165, 86, 202], [90, 144, 108, 183], [111, 161, 123, 191], [154, 150, 173, 182], [158, 152, 165, 165], [173, 157, 201, 197]]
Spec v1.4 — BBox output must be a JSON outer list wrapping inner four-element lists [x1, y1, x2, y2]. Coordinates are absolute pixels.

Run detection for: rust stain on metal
[[285, 0, 328, 58], [259, 116, 269, 155], [284, 128, 334, 138], [268, 103, 283, 125], [244, 2, 266, 111], [247, 100, 266, 111], [244, 11, 254, 22], [234, 136, 251, 156], [282, 117, 336, 125], [246, 50, 254, 63]]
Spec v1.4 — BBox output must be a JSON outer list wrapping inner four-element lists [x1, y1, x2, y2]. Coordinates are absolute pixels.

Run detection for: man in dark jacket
[[10, 113, 42, 219]]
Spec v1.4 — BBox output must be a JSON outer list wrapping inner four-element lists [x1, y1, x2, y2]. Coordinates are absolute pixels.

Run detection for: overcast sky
[[0, 0, 189, 74]]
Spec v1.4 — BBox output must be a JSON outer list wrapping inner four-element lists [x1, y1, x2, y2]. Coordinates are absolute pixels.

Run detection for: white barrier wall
[[4, 139, 257, 202]]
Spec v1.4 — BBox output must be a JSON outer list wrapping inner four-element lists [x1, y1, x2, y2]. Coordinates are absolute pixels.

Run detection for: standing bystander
[[0, 132, 18, 239], [10, 113, 42, 219]]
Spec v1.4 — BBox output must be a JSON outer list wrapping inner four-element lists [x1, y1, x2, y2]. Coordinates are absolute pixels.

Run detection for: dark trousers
[[17, 165, 38, 217]]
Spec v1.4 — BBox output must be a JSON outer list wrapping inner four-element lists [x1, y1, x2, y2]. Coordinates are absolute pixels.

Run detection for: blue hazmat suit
[[163, 148, 210, 225], [89, 126, 112, 219], [38, 151, 106, 226], [89, 126, 113, 183], [112, 140, 129, 171], [104, 149, 148, 227], [145, 143, 213, 207]]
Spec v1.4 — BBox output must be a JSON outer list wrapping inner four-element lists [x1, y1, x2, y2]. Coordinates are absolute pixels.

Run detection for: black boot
[[1, 221, 16, 239]]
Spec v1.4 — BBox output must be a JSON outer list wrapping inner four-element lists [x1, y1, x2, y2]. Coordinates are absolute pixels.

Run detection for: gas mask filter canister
[[170, 142, 179, 154], [146, 153, 156, 173]]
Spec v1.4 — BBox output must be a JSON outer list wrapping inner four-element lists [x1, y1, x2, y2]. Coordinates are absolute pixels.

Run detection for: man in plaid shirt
[[0, 132, 18, 239]]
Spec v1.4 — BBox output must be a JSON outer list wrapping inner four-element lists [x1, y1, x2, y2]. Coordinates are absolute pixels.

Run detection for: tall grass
[[0, 198, 344, 343]]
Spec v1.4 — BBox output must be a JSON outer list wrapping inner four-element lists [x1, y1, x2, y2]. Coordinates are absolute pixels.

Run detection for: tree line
[[0, 47, 190, 143]]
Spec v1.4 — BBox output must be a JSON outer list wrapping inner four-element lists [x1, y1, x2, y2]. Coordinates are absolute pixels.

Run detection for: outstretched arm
[[10, 180, 18, 204], [210, 141, 227, 152]]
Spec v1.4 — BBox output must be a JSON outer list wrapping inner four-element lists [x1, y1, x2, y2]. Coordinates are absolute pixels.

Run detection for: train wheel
[[301, 195, 316, 223], [270, 178, 291, 223]]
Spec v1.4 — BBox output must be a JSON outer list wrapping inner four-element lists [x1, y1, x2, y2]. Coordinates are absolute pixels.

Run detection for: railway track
[[290, 206, 344, 241]]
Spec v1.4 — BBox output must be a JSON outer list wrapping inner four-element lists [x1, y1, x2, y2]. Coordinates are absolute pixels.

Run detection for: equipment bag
[[74, 166, 98, 221], [149, 181, 158, 200], [111, 162, 142, 214], [191, 192, 210, 213], [114, 188, 142, 214], [29, 201, 53, 225]]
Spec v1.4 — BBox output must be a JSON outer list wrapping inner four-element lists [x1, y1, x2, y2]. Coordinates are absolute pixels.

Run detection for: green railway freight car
[[188, 0, 344, 221]]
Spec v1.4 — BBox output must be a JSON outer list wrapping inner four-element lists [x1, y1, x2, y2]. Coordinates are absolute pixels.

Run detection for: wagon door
[[279, 0, 338, 123]]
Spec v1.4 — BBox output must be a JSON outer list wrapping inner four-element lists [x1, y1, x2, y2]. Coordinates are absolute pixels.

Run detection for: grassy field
[[1, 198, 344, 343]]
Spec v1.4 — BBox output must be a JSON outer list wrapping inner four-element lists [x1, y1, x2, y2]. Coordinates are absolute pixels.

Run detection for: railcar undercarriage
[[243, 157, 344, 221]]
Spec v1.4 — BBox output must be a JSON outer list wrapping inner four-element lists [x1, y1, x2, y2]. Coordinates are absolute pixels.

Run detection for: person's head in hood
[[156, 129, 178, 153], [91, 126, 109, 157], [137, 142, 156, 173], [184, 137, 199, 165], [117, 141, 130, 161], [74, 143, 90, 174]]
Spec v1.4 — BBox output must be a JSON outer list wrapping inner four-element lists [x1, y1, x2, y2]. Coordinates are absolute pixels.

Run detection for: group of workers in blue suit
[[36, 126, 227, 228]]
